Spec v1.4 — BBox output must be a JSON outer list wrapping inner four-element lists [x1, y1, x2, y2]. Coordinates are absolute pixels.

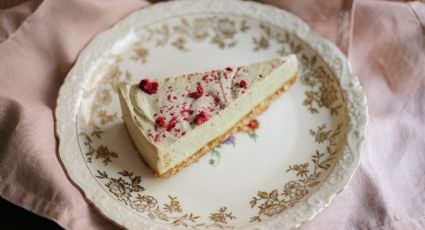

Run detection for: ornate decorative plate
[[55, 0, 368, 229]]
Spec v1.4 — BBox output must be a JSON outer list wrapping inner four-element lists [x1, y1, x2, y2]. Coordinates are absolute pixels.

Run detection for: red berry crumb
[[166, 117, 178, 131], [225, 67, 233, 72], [154, 133, 161, 142], [155, 116, 167, 128], [139, 79, 158, 94], [239, 80, 247, 89], [188, 82, 204, 99], [214, 97, 221, 106], [193, 111, 210, 125]]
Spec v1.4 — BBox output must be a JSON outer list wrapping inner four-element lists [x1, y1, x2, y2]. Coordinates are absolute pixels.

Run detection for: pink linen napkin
[[0, 0, 149, 229], [260, 1, 425, 229], [1, 0, 424, 229]]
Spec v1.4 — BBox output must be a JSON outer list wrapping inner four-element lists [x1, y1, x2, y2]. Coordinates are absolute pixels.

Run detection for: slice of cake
[[119, 55, 298, 178]]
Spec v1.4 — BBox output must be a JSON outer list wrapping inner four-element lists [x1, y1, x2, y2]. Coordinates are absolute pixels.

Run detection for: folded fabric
[[0, 0, 424, 229], [0, 1, 149, 229]]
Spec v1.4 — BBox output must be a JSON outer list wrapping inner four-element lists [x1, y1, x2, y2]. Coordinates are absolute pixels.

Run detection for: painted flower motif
[[282, 181, 307, 200], [261, 203, 286, 217], [319, 83, 337, 108], [247, 119, 259, 130], [209, 207, 236, 224], [222, 136, 235, 145], [141, 195, 158, 209], [133, 47, 149, 63], [314, 130, 330, 143], [192, 18, 210, 41], [209, 211, 227, 224], [312, 66, 327, 81], [97, 88, 112, 105], [106, 178, 128, 199], [132, 195, 158, 212], [216, 18, 236, 38], [132, 199, 149, 212]]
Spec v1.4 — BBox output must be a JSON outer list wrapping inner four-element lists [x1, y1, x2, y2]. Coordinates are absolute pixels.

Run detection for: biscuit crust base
[[155, 74, 297, 178]]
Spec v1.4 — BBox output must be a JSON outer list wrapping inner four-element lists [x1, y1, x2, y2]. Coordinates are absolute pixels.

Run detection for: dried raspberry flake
[[225, 67, 233, 72], [166, 117, 178, 131], [139, 79, 158, 94], [180, 109, 194, 115], [213, 97, 221, 106], [154, 133, 161, 142], [193, 111, 210, 125], [188, 82, 204, 99], [239, 80, 247, 89], [147, 129, 153, 138], [155, 116, 167, 128]]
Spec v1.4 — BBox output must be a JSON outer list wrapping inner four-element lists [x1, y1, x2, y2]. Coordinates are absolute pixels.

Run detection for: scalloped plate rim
[[55, 0, 368, 229]]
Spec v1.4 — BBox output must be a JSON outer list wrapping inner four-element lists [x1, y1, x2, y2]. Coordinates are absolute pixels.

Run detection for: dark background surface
[[0, 197, 62, 230]]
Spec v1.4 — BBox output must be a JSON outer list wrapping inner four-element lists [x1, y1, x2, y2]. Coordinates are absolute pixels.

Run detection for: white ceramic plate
[[55, 0, 368, 229]]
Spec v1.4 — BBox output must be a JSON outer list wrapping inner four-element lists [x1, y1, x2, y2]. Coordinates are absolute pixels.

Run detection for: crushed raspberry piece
[[193, 111, 210, 125], [188, 82, 204, 99], [139, 79, 158, 94], [239, 80, 247, 89], [180, 109, 194, 115], [225, 67, 233, 71], [155, 116, 167, 128], [154, 133, 161, 142], [214, 97, 221, 106], [166, 117, 178, 131]]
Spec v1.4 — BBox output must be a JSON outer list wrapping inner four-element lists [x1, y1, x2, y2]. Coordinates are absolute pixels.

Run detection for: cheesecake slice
[[119, 55, 298, 178]]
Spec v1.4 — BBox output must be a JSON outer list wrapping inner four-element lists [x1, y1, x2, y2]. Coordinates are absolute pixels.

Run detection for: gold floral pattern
[[131, 47, 149, 63], [80, 132, 118, 165], [250, 22, 342, 115], [249, 123, 342, 222], [300, 55, 343, 115], [209, 207, 236, 226], [96, 170, 236, 229], [130, 17, 250, 61], [91, 66, 132, 126]]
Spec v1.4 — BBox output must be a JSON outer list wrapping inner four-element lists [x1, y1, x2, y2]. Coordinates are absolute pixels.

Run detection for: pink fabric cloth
[[0, 0, 424, 229], [0, 0, 149, 229]]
